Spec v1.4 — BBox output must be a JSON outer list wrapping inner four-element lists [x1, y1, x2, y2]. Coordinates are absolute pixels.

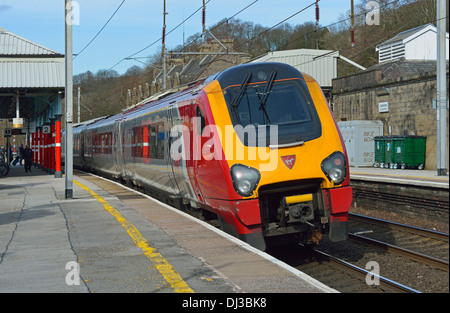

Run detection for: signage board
[[378, 102, 389, 113]]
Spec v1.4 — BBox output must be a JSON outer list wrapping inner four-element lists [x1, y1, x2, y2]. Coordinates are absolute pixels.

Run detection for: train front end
[[199, 62, 353, 250]]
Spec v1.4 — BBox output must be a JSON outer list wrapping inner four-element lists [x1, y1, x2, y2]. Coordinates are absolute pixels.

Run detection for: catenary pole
[[202, 0, 206, 44], [436, 0, 447, 176], [65, 0, 74, 198], [162, 0, 167, 90]]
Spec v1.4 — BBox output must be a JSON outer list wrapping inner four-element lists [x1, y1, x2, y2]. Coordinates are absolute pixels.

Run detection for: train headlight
[[230, 164, 261, 197], [321, 151, 346, 185]]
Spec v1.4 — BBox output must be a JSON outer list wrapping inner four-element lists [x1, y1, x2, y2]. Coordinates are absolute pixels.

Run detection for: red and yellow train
[[70, 62, 353, 250]]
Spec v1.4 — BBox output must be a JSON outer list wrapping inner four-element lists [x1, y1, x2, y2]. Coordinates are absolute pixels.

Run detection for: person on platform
[[24, 145, 33, 172], [19, 144, 24, 165]]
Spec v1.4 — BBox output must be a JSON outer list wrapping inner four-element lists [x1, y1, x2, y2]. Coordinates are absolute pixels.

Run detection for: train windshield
[[223, 77, 321, 147]]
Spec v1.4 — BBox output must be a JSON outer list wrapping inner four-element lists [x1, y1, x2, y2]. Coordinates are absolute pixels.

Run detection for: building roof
[[0, 60, 65, 88], [332, 58, 449, 93], [367, 58, 444, 78], [0, 26, 62, 56], [250, 49, 340, 88], [375, 24, 449, 63], [0, 26, 64, 89], [377, 24, 434, 49], [376, 23, 449, 51]]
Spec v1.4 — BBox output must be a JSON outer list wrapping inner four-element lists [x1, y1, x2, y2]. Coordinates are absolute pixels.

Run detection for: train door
[[189, 102, 206, 203], [166, 105, 181, 196], [114, 119, 127, 179], [80, 132, 85, 167], [112, 121, 121, 178]]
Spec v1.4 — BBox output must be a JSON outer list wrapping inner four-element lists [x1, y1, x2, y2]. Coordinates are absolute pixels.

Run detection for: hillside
[[73, 0, 447, 121]]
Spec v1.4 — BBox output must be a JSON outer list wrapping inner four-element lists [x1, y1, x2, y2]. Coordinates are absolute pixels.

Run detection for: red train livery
[[69, 62, 353, 250]]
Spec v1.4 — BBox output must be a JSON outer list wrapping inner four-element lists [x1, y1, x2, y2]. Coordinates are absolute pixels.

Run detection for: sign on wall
[[379, 101, 389, 113]]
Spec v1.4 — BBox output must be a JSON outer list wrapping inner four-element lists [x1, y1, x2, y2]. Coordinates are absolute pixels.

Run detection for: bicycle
[[0, 154, 10, 176]]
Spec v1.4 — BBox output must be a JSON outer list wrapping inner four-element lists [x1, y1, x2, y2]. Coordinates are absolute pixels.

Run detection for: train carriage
[[70, 62, 353, 250]]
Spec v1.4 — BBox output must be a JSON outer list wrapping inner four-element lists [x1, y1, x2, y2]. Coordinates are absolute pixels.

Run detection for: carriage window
[[157, 124, 164, 159], [196, 106, 206, 136], [132, 126, 143, 157], [148, 125, 156, 158]]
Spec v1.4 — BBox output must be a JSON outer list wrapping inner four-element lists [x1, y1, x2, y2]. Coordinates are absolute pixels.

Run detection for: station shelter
[[0, 26, 65, 177]]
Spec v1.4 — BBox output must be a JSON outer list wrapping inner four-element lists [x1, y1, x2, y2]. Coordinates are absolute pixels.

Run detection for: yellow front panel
[[203, 76, 344, 199]]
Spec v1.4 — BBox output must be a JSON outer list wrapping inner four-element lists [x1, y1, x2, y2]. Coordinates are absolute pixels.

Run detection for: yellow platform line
[[74, 179, 194, 293]]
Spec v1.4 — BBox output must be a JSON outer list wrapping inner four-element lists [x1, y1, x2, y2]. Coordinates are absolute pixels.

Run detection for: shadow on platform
[[1, 165, 53, 178]]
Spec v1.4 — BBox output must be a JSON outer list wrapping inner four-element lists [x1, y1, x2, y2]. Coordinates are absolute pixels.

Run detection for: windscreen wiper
[[231, 72, 252, 109], [258, 70, 276, 123], [230, 72, 252, 122]]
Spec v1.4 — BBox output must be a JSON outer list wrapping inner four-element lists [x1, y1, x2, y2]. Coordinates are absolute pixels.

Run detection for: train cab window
[[223, 78, 321, 146]]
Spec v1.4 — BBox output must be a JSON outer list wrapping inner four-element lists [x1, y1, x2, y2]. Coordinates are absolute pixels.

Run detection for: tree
[[124, 65, 143, 76]]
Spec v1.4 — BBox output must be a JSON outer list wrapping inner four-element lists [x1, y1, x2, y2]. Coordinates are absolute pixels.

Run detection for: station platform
[[349, 167, 449, 189], [0, 165, 335, 294]]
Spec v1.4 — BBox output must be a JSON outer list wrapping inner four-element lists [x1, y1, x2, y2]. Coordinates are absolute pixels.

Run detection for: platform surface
[[0, 165, 335, 294], [350, 167, 449, 189]]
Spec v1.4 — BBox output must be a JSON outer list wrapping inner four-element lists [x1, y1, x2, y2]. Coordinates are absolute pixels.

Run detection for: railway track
[[350, 179, 449, 226], [268, 244, 420, 293], [75, 171, 448, 293], [305, 214, 449, 293], [348, 213, 449, 270], [311, 248, 419, 293]]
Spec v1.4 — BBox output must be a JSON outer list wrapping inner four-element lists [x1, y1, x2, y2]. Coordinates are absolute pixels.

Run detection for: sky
[[0, 0, 351, 75]]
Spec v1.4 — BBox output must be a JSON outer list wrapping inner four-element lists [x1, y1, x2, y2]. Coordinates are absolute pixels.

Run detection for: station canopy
[[0, 26, 64, 134]]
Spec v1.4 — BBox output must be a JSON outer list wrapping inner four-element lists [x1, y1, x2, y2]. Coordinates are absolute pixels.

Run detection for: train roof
[[75, 77, 208, 131], [215, 62, 305, 90], [74, 62, 305, 131]]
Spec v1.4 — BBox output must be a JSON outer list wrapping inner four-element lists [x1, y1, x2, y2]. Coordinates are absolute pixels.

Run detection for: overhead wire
[[99, 0, 260, 104], [288, 0, 415, 68], [94, 0, 412, 99], [77, 0, 428, 117], [74, 0, 126, 60], [170, 0, 260, 55], [108, 0, 213, 71], [232, 1, 318, 52], [102, 0, 319, 102]]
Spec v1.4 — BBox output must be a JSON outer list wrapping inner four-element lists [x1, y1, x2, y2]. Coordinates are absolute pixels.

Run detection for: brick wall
[[332, 68, 449, 170]]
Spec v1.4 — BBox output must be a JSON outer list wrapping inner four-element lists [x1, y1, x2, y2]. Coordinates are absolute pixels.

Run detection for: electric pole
[[77, 86, 81, 123], [436, 0, 447, 176], [202, 0, 206, 44], [65, 0, 74, 198], [350, 0, 355, 50], [315, 0, 319, 49], [162, 0, 167, 90]]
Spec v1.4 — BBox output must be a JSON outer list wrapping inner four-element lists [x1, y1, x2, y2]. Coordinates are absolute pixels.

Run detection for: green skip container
[[373, 136, 386, 168], [392, 135, 426, 170], [374, 135, 426, 169]]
